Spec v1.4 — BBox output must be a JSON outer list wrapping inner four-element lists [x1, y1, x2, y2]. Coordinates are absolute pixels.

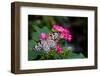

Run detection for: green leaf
[[40, 26, 51, 34], [32, 32, 39, 41], [32, 23, 41, 33], [67, 51, 85, 59], [42, 16, 50, 26], [28, 40, 37, 60]]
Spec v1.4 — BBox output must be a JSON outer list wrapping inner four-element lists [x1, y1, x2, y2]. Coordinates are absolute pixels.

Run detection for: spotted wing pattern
[[32, 32, 59, 52]]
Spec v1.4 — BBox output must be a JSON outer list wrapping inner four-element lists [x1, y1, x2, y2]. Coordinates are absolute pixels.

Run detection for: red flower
[[56, 44, 62, 54]]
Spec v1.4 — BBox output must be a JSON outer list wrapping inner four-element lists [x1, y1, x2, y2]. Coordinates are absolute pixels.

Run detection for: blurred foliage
[[28, 15, 87, 60]]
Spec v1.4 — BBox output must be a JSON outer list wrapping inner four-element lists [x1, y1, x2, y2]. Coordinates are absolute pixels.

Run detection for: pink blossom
[[52, 25, 64, 32], [52, 25, 72, 42], [39, 33, 47, 40], [67, 35, 72, 41], [63, 29, 70, 34], [64, 35, 68, 40], [64, 34, 72, 41], [59, 33, 65, 38], [56, 44, 62, 54], [59, 29, 70, 38]]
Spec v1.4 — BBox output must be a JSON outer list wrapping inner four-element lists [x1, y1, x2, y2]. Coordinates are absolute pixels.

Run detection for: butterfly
[[32, 32, 60, 52]]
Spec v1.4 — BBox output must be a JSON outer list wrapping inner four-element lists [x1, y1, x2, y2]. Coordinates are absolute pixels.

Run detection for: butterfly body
[[32, 32, 59, 52]]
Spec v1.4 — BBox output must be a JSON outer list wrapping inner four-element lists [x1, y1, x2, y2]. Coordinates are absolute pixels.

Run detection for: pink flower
[[59, 29, 69, 37], [64, 34, 72, 42], [52, 25, 72, 42], [59, 33, 65, 38], [63, 29, 70, 34], [52, 25, 64, 32], [56, 44, 62, 54], [39, 33, 47, 40], [67, 35, 72, 41]]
